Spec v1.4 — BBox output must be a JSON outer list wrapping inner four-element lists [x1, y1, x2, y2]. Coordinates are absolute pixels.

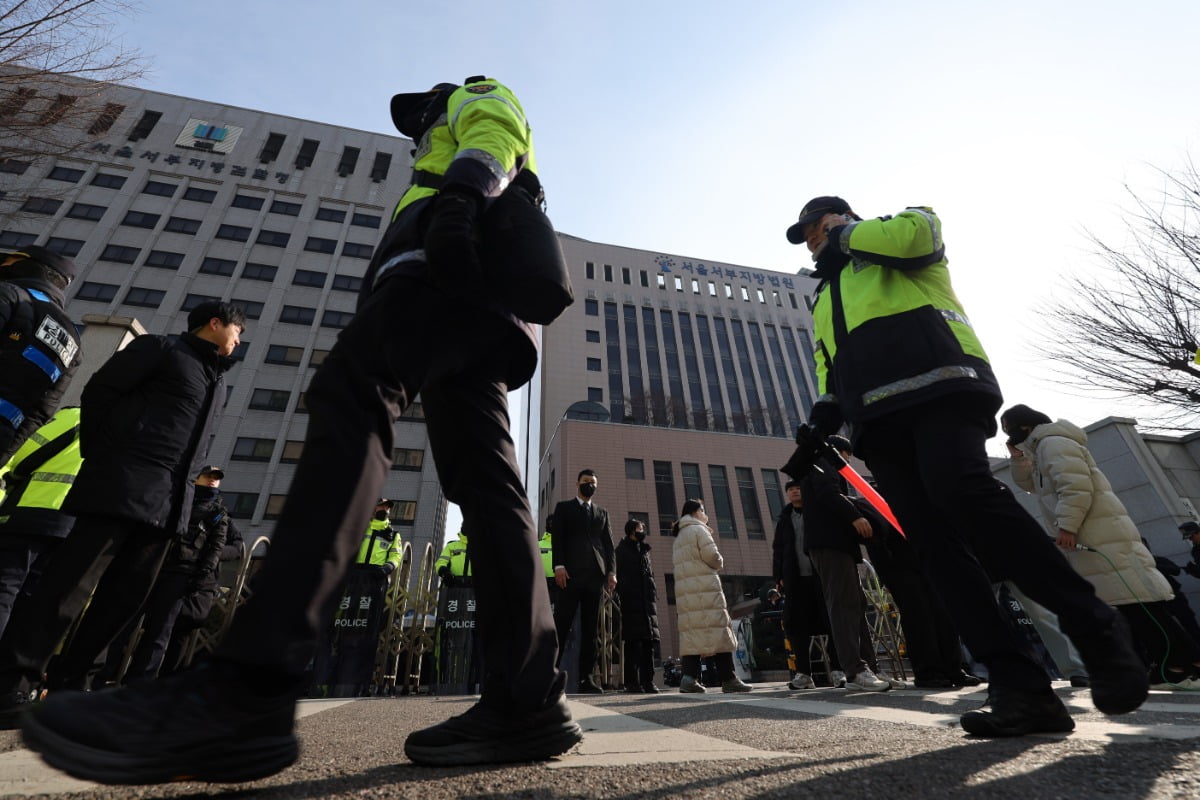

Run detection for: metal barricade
[[859, 558, 908, 680], [374, 541, 436, 695], [597, 591, 621, 689], [178, 534, 271, 669]]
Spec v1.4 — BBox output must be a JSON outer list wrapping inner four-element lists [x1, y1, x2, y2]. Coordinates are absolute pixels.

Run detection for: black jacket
[[163, 485, 230, 580], [771, 503, 808, 587], [64, 333, 232, 534], [550, 498, 615, 586], [800, 458, 866, 561], [0, 276, 81, 464], [614, 537, 659, 641]]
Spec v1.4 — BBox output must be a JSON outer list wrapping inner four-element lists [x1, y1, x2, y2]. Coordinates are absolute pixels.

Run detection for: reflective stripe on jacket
[[354, 518, 403, 569]]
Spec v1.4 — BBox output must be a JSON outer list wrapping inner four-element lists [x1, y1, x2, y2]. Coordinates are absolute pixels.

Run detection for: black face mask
[[1007, 427, 1031, 446], [374, 510, 390, 521], [633, 530, 646, 542], [580, 483, 596, 498]]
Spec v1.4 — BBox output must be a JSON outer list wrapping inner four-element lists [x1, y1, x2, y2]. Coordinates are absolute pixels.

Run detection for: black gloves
[[424, 186, 484, 286], [1185, 562, 1200, 579], [375, 563, 395, 578], [813, 225, 848, 276], [781, 424, 822, 480], [438, 566, 456, 587]]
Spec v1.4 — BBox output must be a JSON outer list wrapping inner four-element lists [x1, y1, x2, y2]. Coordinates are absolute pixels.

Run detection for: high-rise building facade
[[535, 235, 821, 658], [0, 77, 448, 564]]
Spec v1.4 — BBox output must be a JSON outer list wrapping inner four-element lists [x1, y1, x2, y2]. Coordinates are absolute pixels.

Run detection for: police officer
[[784, 196, 1149, 736], [356, 499, 404, 579], [0, 406, 81, 639], [435, 531, 471, 585], [0, 246, 81, 467]]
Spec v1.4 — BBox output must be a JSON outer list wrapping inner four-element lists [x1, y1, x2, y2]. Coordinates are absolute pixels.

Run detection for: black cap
[[376, 498, 394, 508], [786, 196, 852, 244], [1181, 521, 1200, 537], [4, 244, 76, 283], [826, 434, 852, 453], [389, 82, 459, 138], [199, 465, 225, 479]]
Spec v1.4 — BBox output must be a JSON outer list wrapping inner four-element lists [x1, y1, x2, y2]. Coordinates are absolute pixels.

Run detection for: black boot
[[1071, 614, 1149, 715], [404, 693, 582, 765], [960, 686, 1075, 737]]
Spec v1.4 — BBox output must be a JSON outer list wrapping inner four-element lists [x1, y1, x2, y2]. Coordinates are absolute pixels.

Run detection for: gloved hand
[[1185, 561, 1200, 579], [808, 401, 843, 439], [813, 225, 848, 275], [781, 423, 823, 480], [424, 186, 484, 287], [374, 563, 394, 578], [438, 566, 456, 587]]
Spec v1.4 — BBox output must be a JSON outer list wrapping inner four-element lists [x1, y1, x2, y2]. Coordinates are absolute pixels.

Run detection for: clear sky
[[107, 0, 1200, 534]]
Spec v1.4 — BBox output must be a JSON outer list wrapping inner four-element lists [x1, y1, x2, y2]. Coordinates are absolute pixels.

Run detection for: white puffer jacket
[[671, 515, 737, 657], [1012, 419, 1172, 606]]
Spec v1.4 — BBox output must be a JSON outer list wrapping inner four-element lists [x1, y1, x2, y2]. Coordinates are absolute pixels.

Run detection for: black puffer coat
[[65, 333, 232, 535], [615, 537, 659, 642]]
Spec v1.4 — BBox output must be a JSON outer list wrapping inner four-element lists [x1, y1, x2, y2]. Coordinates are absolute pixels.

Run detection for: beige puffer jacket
[[1012, 419, 1172, 606], [671, 515, 737, 656]]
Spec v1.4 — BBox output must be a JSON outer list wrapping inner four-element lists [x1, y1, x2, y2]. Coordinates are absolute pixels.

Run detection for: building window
[[292, 269, 326, 288], [255, 229, 290, 248], [735, 467, 765, 539], [123, 287, 164, 308], [656, 274, 666, 289], [75, 282, 118, 302], [47, 166, 85, 183], [44, 237, 84, 257], [336, 146, 360, 176], [264, 344, 304, 365], [681, 462, 703, 505], [127, 109, 162, 141], [248, 388, 291, 411], [724, 283, 733, 298], [232, 437, 275, 462], [585, 329, 600, 343], [165, 216, 202, 235], [233, 300, 264, 319], [331, 274, 362, 293], [304, 236, 336, 254], [707, 465, 737, 539], [622, 267, 631, 285], [584, 299, 598, 316], [183, 186, 217, 203], [351, 212, 381, 229], [294, 138, 319, 169], [586, 357, 601, 372], [279, 440, 305, 463], [321, 309, 354, 329], [392, 448, 424, 471], [708, 281, 717, 296], [264, 494, 287, 519], [308, 349, 329, 368], [341, 241, 374, 259], [640, 270, 649, 288], [88, 102, 124, 135], [653, 461, 678, 537], [315, 207, 345, 223], [585, 262, 594, 280], [603, 264, 613, 282], [120, 210, 160, 229], [269, 199, 302, 216], [142, 180, 177, 197], [98, 244, 139, 264], [761, 469, 784, 522], [0, 159, 31, 175], [215, 224, 251, 242], [66, 202, 106, 221], [625, 458, 644, 480], [692, 279, 700, 294], [587, 387, 603, 403], [392, 500, 417, 525], [222, 492, 259, 518], [20, 197, 62, 215], [90, 172, 127, 189], [279, 305, 315, 325], [231, 194, 265, 210], [181, 293, 219, 311], [242, 262, 277, 282], [0, 231, 36, 248], [39, 93, 76, 124], [258, 132, 285, 164], [199, 257, 236, 276]]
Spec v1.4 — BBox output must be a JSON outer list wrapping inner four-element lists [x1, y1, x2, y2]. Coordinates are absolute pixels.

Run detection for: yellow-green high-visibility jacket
[[539, 531, 554, 578], [0, 406, 81, 537], [811, 207, 1001, 426], [354, 518, 403, 570], [435, 534, 472, 577]]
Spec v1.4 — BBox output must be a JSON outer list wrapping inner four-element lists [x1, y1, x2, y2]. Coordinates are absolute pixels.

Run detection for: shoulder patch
[[466, 84, 496, 94]]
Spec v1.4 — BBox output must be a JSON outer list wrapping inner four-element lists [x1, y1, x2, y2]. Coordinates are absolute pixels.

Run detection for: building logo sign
[[654, 254, 796, 290], [174, 117, 243, 154]]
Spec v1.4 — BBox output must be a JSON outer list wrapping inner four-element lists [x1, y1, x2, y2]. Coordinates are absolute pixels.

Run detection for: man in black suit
[[551, 468, 616, 693]]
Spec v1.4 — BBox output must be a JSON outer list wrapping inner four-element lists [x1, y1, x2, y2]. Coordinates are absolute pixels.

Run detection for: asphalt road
[[1, 680, 1198, 799]]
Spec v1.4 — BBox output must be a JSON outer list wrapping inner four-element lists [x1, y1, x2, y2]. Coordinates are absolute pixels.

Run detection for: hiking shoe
[[960, 686, 1075, 737], [0, 687, 38, 731], [721, 677, 752, 693], [953, 671, 985, 687], [679, 675, 706, 693], [1071, 614, 1149, 715], [21, 662, 298, 785], [830, 670, 847, 688], [641, 683, 661, 694], [404, 694, 581, 766], [846, 669, 890, 692], [788, 672, 816, 690], [575, 678, 604, 694]]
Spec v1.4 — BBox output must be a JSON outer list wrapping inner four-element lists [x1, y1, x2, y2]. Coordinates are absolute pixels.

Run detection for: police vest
[[0, 284, 80, 434], [355, 518, 403, 569], [539, 532, 554, 578], [435, 537, 472, 577], [0, 406, 81, 537]]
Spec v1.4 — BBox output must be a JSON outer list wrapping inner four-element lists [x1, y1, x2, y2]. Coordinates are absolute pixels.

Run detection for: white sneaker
[[846, 668, 890, 692], [880, 673, 909, 689], [787, 672, 816, 690], [830, 670, 847, 688]]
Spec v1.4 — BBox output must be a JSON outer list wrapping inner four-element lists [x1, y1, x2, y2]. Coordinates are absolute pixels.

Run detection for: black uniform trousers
[[0, 532, 62, 641], [553, 575, 603, 683], [216, 276, 563, 712], [860, 395, 1116, 691], [0, 515, 169, 692]]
